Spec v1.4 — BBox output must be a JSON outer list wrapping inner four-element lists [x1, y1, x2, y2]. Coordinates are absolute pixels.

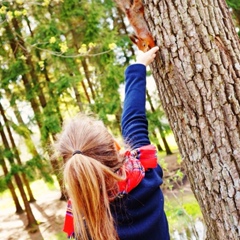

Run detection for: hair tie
[[72, 150, 83, 156]]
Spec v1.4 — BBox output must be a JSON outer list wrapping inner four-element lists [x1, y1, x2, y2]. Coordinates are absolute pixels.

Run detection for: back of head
[[55, 114, 122, 240]]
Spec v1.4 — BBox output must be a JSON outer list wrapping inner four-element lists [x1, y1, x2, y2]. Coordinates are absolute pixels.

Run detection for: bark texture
[[144, 0, 240, 239]]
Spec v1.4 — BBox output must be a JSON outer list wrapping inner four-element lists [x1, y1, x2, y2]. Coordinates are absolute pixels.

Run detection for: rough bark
[[144, 0, 240, 239]]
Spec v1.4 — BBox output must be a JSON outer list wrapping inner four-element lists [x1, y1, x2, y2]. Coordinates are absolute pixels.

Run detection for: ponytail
[[55, 114, 124, 240], [64, 154, 121, 240]]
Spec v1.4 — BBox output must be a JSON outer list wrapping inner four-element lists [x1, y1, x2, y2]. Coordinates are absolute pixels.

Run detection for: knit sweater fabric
[[110, 64, 170, 240]]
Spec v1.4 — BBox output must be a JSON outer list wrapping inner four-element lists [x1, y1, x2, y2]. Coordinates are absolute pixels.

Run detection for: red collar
[[117, 144, 157, 195]]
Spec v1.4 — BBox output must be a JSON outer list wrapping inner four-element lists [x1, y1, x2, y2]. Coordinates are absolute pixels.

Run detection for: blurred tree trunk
[[144, 0, 240, 239], [12, 18, 47, 109], [71, 29, 93, 106], [113, 8, 135, 60], [0, 152, 23, 214], [146, 91, 172, 154], [5, 88, 40, 157], [0, 103, 36, 202], [73, 84, 84, 112], [4, 88, 52, 182], [6, 19, 65, 200], [5, 22, 43, 130], [81, 58, 96, 100], [0, 122, 37, 228]]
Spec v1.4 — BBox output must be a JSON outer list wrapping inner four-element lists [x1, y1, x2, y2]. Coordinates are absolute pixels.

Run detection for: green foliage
[[52, 75, 75, 96], [60, 0, 87, 19], [9, 121, 33, 138], [226, 0, 240, 9], [160, 151, 203, 238], [41, 106, 62, 141], [0, 0, 133, 199], [25, 156, 54, 183], [0, 176, 7, 193], [50, 232, 67, 240], [1, 60, 28, 87], [147, 110, 171, 135], [9, 163, 24, 175], [165, 194, 203, 236], [33, 22, 63, 51], [226, 0, 240, 36], [2, 148, 14, 160]]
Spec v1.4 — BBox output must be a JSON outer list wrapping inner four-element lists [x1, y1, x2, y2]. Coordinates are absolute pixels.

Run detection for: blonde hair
[[55, 114, 123, 240]]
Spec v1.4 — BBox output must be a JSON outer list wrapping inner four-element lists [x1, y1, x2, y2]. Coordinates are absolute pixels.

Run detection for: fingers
[[148, 46, 159, 58], [149, 46, 159, 54], [147, 46, 159, 63], [146, 46, 159, 62], [135, 46, 159, 66]]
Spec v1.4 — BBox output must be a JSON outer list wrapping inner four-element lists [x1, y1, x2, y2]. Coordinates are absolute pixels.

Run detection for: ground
[[0, 190, 67, 240], [0, 153, 192, 240]]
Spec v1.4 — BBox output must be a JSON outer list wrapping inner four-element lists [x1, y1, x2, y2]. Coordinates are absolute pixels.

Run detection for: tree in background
[[0, 121, 37, 227], [144, 0, 240, 239], [0, 0, 128, 227], [227, 0, 240, 35], [0, 147, 23, 214]]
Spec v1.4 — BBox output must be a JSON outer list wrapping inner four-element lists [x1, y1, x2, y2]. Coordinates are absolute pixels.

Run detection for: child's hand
[[136, 46, 159, 66]]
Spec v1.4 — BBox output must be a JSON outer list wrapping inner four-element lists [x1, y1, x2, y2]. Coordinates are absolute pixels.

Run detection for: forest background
[[0, 0, 239, 239]]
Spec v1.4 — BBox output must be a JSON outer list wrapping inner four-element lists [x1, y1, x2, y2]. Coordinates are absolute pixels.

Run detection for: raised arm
[[121, 47, 159, 149]]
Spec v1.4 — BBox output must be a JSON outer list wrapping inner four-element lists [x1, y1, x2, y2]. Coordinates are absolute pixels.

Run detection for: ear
[[129, 34, 139, 45], [129, 34, 148, 52]]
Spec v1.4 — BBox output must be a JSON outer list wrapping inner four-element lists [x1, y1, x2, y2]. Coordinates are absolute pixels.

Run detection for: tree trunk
[[0, 122, 37, 228], [146, 91, 172, 154], [5, 87, 52, 183], [151, 130, 164, 152], [7, 19, 67, 198], [5, 88, 40, 157], [0, 103, 36, 202], [113, 8, 135, 60], [0, 153, 24, 214], [50, 153, 68, 201], [73, 84, 84, 112], [71, 30, 92, 106], [37, 51, 64, 125], [81, 58, 96, 100], [5, 23, 43, 130], [160, 131, 172, 155], [144, 0, 240, 239]]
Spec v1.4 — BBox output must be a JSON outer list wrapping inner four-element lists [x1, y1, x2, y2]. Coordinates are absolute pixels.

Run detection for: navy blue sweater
[[111, 64, 170, 240]]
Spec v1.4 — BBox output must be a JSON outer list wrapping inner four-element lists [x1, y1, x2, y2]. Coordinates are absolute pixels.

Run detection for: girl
[[56, 46, 170, 240]]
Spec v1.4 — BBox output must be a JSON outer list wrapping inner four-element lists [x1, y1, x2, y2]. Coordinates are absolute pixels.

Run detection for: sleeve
[[121, 64, 151, 149]]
